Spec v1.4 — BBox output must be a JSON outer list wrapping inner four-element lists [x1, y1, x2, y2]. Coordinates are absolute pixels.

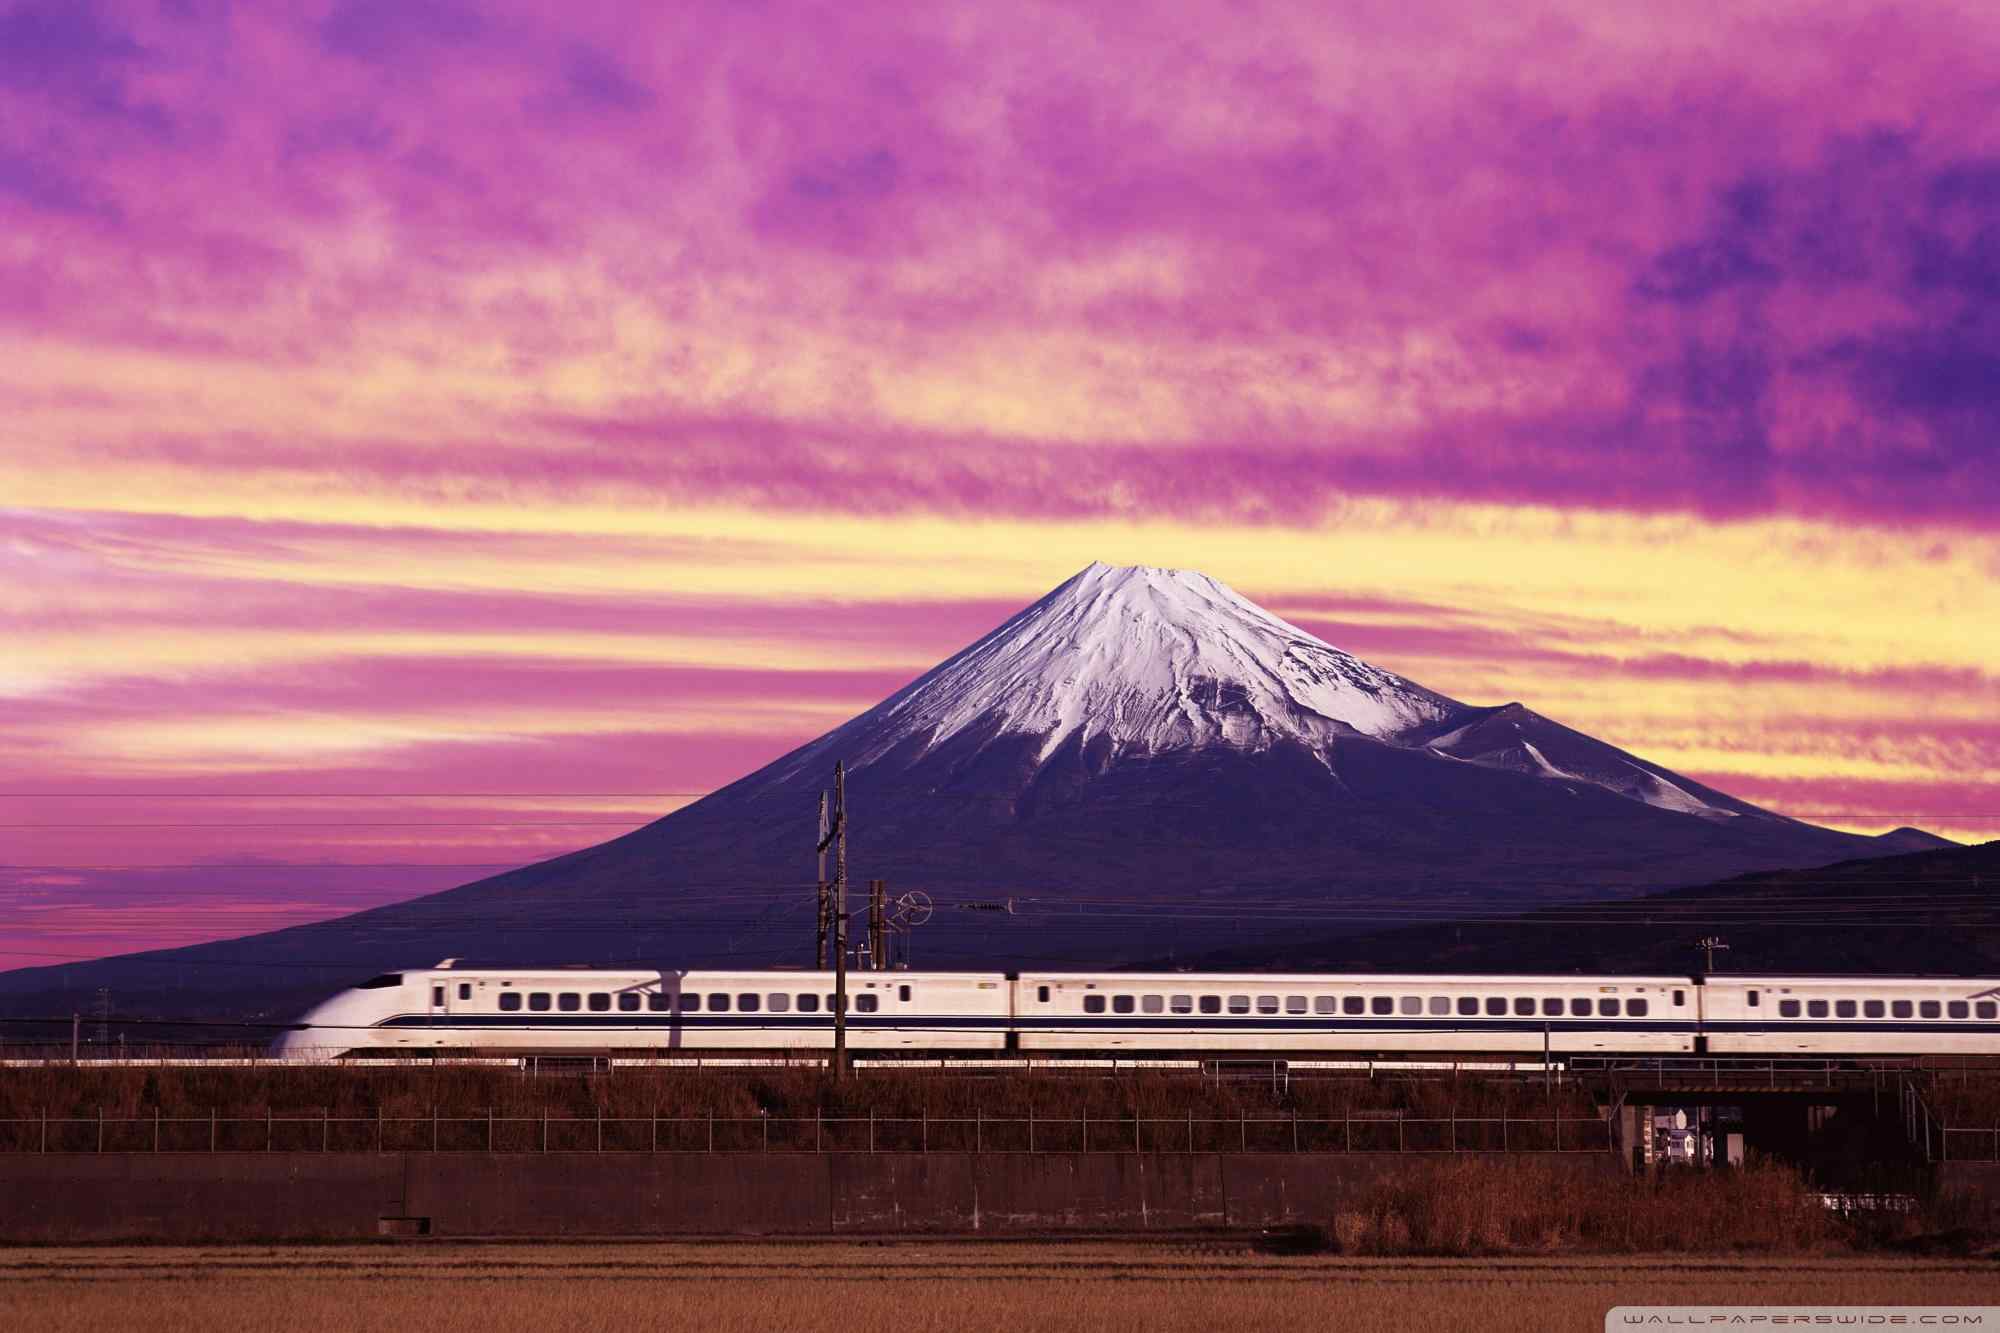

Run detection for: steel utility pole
[[868, 879, 886, 970], [831, 762, 849, 1079], [815, 792, 831, 969]]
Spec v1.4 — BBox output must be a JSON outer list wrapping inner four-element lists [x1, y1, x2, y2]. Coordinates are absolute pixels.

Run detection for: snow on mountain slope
[[779, 562, 1464, 778], [768, 562, 1770, 825]]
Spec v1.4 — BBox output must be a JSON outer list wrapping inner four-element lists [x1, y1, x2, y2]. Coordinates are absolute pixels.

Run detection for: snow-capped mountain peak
[[792, 562, 1463, 773]]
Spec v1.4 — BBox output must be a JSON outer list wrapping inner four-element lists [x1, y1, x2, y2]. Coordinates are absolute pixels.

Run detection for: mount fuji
[[0, 563, 1949, 1012]]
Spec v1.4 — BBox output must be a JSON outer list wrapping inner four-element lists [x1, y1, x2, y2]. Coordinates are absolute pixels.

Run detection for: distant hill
[[0, 562, 1950, 1020], [1180, 841, 2000, 976]]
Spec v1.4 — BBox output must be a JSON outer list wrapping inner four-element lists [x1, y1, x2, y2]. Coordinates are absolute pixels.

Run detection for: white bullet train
[[270, 963, 2000, 1059]]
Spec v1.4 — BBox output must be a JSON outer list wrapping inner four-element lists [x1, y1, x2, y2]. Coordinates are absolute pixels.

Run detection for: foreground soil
[[3, 1242, 1998, 1333]]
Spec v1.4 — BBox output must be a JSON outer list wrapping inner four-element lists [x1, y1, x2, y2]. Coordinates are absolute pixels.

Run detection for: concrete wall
[[0, 1151, 1622, 1243]]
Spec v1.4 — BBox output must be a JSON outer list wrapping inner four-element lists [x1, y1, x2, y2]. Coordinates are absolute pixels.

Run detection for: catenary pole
[[833, 761, 849, 1080]]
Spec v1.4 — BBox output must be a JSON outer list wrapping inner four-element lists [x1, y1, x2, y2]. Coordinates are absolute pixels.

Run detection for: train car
[[271, 962, 1012, 1058], [1012, 972, 1698, 1055], [1701, 975, 2000, 1056]]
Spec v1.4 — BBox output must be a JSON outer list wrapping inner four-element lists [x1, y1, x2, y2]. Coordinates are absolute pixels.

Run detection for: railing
[[1572, 1057, 1919, 1089], [0, 1109, 1612, 1155]]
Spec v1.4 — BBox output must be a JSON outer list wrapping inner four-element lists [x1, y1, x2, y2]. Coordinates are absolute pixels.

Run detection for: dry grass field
[[2, 1243, 1997, 1333]]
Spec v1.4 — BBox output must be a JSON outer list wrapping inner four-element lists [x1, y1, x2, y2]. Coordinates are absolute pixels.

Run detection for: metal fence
[[0, 1109, 1612, 1155]]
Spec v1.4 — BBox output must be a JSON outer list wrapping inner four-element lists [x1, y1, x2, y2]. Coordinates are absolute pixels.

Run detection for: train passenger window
[[1778, 1000, 1800, 1017], [458, 984, 472, 1001], [1199, 996, 1222, 1014], [1371, 997, 1393, 1015], [1835, 1000, 1857, 1019], [1484, 998, 1507, 1016], [678, 993, 700, 1012], [499, 993, 522, 1012], [798, 994, 820, 1013], [1513, 998, 1535, 1016], [1286, 996, 1307, 1014], [1256, 996, 1278, 1014], [1863, 1000, 1885, 1018], [1949, 1002, 1970, 1020], [1173, 995, 1194, 1014], [710, 994, 731, 1012], [1399, 997, 1422, 1015], [1892, 1000, 1913, 1018], [1144, 995, 1165, 1014], [1921, 1001, 1942, 1019], [525, 991, 550, 1011], [769, 993, 791, 1013], [648, 994, 669, 1012], [588, 994, 611, 1012], [855, 994, 879, 1013], [432, 986, 444, 1007], [1038, 986, 1051, 1003], [1747, 991, 1759, 1007], [1344, 997, 1366, 1015], [738, 993, 760, 1012], [1084, 995, 1106, 1014], [832, 996, 846, 1013], [1570, 998, 1591, 1016], [1457, 998, 1478, 1016], [1542, 998, 1563, 1017], [618, 994, 641, 1012], [1980, 1002, 1997, 1020], [1229, 995, 1251, 1014], [1315, 997, 1337, 1015], [1430, 997, 1451, 1016], [1113, 995, 1136, 1014], [1598, 999, 1620, 1016], [1807, 1000, 1828, 1018], [558, 993, 581, 1012], [1627, 999, 1648, 1017], [899, 985, 912, 1003]]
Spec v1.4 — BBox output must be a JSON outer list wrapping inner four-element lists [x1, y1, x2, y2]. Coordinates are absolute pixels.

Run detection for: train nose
[[270, 996, 349, 1058]]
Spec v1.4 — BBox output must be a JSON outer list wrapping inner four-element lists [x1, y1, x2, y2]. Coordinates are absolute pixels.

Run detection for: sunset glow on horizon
[[3, 1, 1996, 966]]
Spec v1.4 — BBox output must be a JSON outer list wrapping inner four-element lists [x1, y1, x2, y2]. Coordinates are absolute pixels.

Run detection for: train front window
[[358, 973, 403, 989]]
